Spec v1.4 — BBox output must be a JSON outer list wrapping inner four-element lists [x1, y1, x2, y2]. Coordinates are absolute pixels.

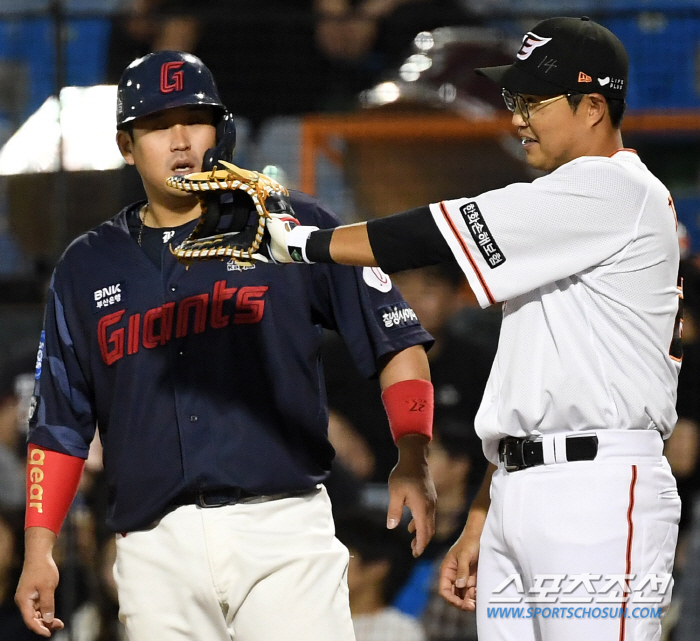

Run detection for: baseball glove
[[167, 159, 297, 263]]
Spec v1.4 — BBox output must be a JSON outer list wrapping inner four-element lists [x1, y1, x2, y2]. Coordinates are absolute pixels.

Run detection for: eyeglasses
[[501, 89, 571, 121]]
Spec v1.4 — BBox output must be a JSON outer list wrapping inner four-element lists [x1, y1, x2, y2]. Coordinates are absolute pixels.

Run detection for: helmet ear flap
[[202, 112, 236, 172], [217, 112, 237, 149], [198, 112, 247, 237]]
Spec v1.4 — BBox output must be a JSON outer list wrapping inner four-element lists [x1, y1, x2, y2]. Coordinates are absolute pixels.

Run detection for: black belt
[[499, 434, 598, 472], [171, 486, 315, 508]]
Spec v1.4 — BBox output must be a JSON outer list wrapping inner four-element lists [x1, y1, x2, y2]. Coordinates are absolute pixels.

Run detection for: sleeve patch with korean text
[[460, 202, 506, 269]]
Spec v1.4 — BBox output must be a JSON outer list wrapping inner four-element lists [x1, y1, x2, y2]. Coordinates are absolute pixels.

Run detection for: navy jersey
[[27, 191, 432, 532]]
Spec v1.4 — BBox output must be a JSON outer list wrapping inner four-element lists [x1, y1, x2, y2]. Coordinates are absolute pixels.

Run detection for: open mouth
[[521, 135, 537, 146], [171, 160, 196, 174]]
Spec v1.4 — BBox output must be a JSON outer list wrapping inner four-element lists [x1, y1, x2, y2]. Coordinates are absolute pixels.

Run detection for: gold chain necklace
[[137, 204, 148, 247]]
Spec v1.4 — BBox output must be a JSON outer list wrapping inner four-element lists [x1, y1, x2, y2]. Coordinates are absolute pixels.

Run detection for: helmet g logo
[[160, 61, 185, 93], [516, 33, 552, 60]]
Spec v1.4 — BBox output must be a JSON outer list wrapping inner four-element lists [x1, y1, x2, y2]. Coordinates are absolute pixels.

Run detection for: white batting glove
[[266, 213, 319, 264]]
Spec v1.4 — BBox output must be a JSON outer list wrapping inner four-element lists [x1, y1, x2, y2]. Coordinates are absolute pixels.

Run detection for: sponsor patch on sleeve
[[35, 331, 45, 380], [377, 303, 420, 330], [363, 267, 393, 293], [459, 202, 506, 268]]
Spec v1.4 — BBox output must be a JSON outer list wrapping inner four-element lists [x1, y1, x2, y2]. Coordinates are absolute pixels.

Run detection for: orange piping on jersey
[[668, 195, 678, 230], [609, 148, 638, 157], [669, 280, 683, 363], [619, 465, 637, 641], [438, 201, 496, 305]]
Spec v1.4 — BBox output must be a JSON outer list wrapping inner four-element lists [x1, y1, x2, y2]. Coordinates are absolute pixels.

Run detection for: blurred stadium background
[[2, 4, 700, 641]]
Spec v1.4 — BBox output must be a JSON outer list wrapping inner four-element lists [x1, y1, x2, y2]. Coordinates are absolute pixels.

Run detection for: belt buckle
[[197, 489, 242, 508], [501, 437, 525, 472]]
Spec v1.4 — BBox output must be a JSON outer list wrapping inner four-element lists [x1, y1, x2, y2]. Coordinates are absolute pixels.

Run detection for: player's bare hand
[[15, 530, 64, 637], [387, 434, 436, 557], [439, 528, 480, 611]]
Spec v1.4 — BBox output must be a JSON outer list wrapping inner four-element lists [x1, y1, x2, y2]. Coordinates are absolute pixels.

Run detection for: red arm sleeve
[[25, 445, 85, 535], [381, 379, 434, 443]]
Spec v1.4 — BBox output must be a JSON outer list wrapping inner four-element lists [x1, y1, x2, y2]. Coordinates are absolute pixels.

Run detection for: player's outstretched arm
[[379, 345, 437, 557], [328, 223, 378, 266], [267, 206, 454, 273], [438, 462, 496, 610], [15, 527, 64, 637], [266, 217, 378, 266]]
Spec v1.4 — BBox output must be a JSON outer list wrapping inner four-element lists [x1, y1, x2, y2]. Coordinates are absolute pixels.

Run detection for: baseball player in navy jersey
[[14, 51, 438, 640], [261, 17, 683, 641]]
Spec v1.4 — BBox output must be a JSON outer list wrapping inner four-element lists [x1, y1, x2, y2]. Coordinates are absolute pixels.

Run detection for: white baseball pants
[[113, 485, 356, 641], [477, 430, 681, 641]]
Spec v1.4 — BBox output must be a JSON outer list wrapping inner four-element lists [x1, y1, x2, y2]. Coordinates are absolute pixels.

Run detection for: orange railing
[[300, 111, 700, 195]]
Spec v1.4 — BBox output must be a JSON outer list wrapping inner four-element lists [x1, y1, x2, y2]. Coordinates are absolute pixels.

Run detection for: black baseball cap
[[475, 17, 628, 100]]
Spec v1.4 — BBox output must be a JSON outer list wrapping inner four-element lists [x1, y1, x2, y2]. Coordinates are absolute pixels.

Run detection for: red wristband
[[25, 445, 85, 535], [381, 379, 434, 444]]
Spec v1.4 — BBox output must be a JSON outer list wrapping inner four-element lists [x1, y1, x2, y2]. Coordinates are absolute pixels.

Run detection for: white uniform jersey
[[431, 150, 681, 464]]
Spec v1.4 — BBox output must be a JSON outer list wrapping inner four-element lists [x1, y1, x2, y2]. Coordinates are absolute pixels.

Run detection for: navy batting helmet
[[116, 51, 226, 127], [116, 50, 236, 161]]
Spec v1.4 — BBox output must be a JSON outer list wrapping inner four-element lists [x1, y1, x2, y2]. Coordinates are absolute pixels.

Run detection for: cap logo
[[160, 61, 185, 93], [578, 72, 592, 83], [598, 76, 610, 87], [516, 33, 552, 60]]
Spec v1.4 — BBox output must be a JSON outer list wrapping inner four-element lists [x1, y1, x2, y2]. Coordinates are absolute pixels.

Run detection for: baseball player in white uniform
[[259, 16, 683, 641]]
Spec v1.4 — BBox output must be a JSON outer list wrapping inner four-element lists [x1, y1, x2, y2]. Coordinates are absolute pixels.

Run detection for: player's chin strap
[[167, 160, 294, 264]]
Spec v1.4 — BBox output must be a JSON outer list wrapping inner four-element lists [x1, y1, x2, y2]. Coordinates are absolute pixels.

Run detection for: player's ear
[[586, 94, 608, 127], [116, 130, 135, 165]]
